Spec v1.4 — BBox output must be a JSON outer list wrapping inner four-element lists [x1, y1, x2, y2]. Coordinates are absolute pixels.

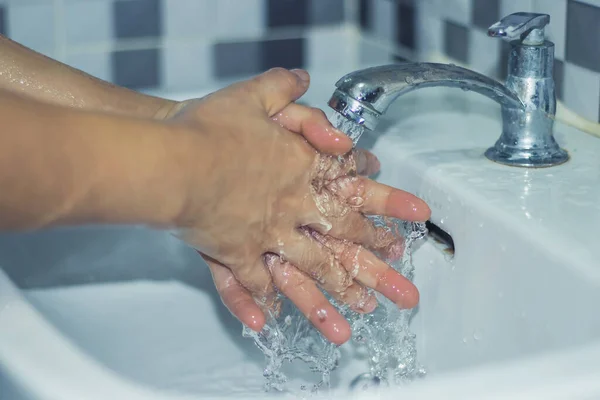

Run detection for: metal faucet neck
[[328, 12, 568, 168]]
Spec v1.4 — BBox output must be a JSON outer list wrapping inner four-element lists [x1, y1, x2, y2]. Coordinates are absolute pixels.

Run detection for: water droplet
[[473, 329, 483, 341]]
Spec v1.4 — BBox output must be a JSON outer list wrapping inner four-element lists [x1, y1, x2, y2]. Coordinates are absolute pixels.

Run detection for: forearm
[[0, 90, 200, 231], [0, 35, 176, 119]]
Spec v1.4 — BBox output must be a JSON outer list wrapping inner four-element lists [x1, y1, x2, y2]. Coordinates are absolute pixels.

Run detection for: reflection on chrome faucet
[[328, 12, 569, 168]]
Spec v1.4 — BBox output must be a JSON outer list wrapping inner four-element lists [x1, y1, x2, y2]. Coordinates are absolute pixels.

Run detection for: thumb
[[247, 67, 310, 116]]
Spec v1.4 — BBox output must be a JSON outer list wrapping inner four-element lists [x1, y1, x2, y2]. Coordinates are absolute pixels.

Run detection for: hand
[[163, 68, 430, 344]]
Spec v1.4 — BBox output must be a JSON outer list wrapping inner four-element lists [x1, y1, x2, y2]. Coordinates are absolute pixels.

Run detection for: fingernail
[[291, 69, 310, 87]]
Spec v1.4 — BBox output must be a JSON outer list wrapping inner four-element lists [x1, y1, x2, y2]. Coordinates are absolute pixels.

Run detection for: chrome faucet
[[328, 12, 569, 168]]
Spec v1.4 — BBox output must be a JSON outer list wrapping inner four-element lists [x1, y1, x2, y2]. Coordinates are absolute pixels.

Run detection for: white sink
[[2, 76, 600, 400]]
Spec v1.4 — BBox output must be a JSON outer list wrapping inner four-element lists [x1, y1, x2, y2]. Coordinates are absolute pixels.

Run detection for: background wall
[[0, 0, 598, 122], [0, 0, 355, 90], [357, 0, 600, 123]]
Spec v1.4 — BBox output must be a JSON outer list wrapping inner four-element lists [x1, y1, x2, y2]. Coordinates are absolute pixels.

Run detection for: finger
[[354, 148, 381, 176], [327, 176, 431, 221], [330, 282, 378, 314], [248, 68, 311, 116], [307, 231, 419, 309], [202, 254, 266, 332], [219, 255, 278, 311], [265, 254, 351, 345], [272, 103, 352, 156], [306, 203, 399, 254], [275, 231, 353, 294]]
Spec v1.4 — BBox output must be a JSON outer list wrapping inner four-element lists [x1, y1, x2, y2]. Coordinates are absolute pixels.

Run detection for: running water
[[242, 113, 428, 393]]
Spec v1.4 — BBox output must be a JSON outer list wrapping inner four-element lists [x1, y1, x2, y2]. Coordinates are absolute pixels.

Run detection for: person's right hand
[[163, 68, 430, 345]]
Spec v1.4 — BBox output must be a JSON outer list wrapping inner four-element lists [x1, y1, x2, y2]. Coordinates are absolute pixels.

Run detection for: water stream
[[242, 113, 428, 394]]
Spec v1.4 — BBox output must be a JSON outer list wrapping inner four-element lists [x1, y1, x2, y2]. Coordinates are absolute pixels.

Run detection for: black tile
[[359, 0, 369, 30], [310, 0, 344, 25], [114, 0, 161, 39], [393, 54, 410, 63], [554, 58, 564, 101], [396, 3, 415, 49], [213, 41, 262, 79], [444, 21, 469, 64], [498, 40, 511, 79], [0, 7, 6, 36], [472, 0, 500, 30], [566, 0, 600, 73], [267, 0, 308, 28], [112, 48, 160, 89], [262, 38, 305, 70]]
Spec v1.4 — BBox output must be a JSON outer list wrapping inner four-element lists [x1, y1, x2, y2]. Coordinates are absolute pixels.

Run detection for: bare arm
[[0, 89, 198, 231], [0, 35, 175, 119]]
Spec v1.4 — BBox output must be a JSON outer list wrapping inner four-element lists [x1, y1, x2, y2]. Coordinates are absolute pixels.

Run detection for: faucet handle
[[488, 12, 550, 45]]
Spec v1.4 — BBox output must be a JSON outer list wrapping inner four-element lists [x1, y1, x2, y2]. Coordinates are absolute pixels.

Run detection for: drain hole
[[425, 220, 455, 257]]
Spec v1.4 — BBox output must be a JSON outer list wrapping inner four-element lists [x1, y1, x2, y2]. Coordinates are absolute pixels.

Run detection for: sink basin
[[2, 76, 600, 400]]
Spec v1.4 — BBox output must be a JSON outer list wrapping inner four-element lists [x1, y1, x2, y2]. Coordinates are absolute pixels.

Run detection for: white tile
[[161, 41, 212, 91], [65, 50, 111, 82], [500, 0, 535, 16], [358, 37, 391, 67], [415, 5, 443, 56], [371, 0, 395, 42], [64, 0, 112, 46], [533, 0, 567, 60], [162, 0, 217, 39], [307, 26, 355, 72], [439, 0, 472, 26], [216, 0, 264, 39], [7, 2, 56, 57], [469, 27, 501, 76], [563, 62, 600, 122]]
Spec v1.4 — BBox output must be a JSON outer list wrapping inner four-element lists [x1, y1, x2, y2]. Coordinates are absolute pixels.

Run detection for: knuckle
[[266, 67, 296, 88]]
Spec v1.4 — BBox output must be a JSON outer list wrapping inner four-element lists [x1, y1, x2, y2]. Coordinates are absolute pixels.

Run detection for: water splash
[[242, 113, 428, 393]]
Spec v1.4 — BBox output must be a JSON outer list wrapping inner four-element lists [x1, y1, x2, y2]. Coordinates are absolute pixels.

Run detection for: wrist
[[61, 112, 201, 228]]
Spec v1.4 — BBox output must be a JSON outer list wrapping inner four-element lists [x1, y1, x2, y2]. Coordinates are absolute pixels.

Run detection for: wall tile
[[566, 0, 600, 73], [472, 0, 500, 30], [415, 3, 443, 56], [216, 0, 265, 38], [162, 41, 211, 90], [65, 0, 112, 46], [268, 0, 308, 28], [440, 0, 473, 26], [533, 0, 567, 60], [469, 27, 500, 77], [114, 0, 162, 39], [112, 48, 160, 89], [554, 58, 565, 101], [262, 37, 305, 70], [359, 0, 370, 30], [306, 26, 354, 71], [309, 0, 344, 25], [563, 62, 600, 122], [500, 0, 535, 16], [370, 0, 395, 42], [0, 6, 6, 35], [396, 1, 415, 49], [65, 50, 111, 82], [162, 0, 217, 39], [358, 37, 393, 66], [6, 2, 55, 57], [213, 41, 262, 79], [444, 20, 469, 63]]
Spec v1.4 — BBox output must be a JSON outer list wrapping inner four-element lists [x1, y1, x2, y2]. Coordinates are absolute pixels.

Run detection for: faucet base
[[484, 146, 569, 168]]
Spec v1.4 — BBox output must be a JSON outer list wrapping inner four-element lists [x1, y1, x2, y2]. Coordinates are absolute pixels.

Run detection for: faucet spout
[[328, 63, 524, 131]]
